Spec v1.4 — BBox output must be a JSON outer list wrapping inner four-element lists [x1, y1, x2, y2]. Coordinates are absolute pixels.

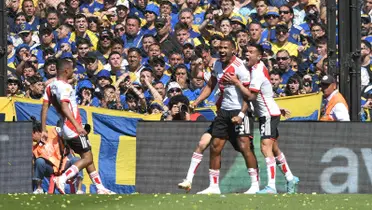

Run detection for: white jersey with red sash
[[43, 79, 82, 139]]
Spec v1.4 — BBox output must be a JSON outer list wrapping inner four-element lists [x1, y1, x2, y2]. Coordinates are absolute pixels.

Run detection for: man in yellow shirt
[[271, 23, 299, 57]]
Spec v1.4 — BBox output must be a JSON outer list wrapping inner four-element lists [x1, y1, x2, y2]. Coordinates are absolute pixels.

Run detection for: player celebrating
[[40, 58, 115, 194], [224, 43, 299, 194], [184, 37, 259, 194]]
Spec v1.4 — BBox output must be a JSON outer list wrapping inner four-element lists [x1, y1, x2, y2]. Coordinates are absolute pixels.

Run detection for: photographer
[[162, 95, 206, 121]]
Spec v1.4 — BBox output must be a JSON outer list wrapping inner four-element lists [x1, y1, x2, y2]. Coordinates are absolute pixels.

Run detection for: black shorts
[[66, 135, 92, 154], [258, 115, 280, 140], [212, 109, 253, 138], [207, 112, 253, 152]]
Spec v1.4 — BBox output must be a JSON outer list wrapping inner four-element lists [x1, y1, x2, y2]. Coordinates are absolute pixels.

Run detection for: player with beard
[[224, 43, 299, 194], [181, 37, 259, 194], [41, 58, 115, 194]]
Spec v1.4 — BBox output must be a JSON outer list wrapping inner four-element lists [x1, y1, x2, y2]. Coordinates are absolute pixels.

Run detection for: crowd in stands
[[5, 0, 372, 119]]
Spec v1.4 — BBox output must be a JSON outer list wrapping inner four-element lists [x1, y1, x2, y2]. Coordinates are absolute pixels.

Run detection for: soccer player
[[182, 37, 259, 194], [224, 43, 299, 194], [40, 58, 115, 194]]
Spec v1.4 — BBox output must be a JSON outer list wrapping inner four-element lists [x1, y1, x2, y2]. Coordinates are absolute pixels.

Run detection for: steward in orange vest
[[319, 75, 350, 121]]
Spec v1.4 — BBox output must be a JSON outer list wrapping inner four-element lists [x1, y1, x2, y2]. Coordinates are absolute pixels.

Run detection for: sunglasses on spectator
[[277, 57, 289, 61], [168, 88, 181, 93], [176, 72, 186, 76], [115, 27, 125, 32], [290, 65, 298, 69], [30, 60, 38, 64], [101, 36, 111, 40], [279, 11, 290, 14], [265, 15, 278, 19], [58, 7, 67, 12]]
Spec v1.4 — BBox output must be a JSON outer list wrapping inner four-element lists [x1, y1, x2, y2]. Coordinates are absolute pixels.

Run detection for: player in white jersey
[[40, 58, 115, 194], [183, 38, 259, 195], [224, 43, 299, 194], [178, 57, 255, 194]]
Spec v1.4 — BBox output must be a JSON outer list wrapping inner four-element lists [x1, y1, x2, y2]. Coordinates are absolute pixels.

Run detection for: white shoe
[[178, 179, 192, 192], [33, 188, 44, 194], [97, 187, 116, 194], [244, 186, 260, 194], [53, 176, 66, 194], [76, 190, 84, 194], [196, 186, 221, 194]]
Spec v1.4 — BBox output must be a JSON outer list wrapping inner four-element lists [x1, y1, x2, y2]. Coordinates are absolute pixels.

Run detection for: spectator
[[319, 75, 350, 121], [279, 4, 302, 44], [269, 70, 284, 98], [283, 74, 305, 96], [126, 48, 145, 81], [162, 94, 206, 121], [76, 80, 95, 106], [155, 16, 183, 57], [276, 49, 295, 84], [149, 57, 170, 85], [100, 84, 124, 110], [271, 23, 299, 57], [248, 21, 264, 44], [361, 40, 371, 89], [22, 0, 40, 31], [7, 76, 24, 97], [148, 100, 165, 114], [25, 75, 44, 100], [122, 16, 144, 50]]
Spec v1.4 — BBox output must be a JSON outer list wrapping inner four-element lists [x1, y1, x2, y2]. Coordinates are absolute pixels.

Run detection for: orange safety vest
[[320, 92, 349, 121], [33, 128, 68, 174]]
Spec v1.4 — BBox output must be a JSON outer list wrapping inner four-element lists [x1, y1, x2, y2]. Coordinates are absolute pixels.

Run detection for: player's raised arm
[[192, 75, 217, 108]]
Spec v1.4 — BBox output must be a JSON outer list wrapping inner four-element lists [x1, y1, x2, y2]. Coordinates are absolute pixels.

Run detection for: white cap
[[117, 0, 130, 9], [167, 82, 181, 92]]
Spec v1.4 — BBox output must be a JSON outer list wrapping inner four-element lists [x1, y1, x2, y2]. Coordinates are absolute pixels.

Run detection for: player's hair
[[57, 58, 74, 73], [220, 37, 236, 50], [247, 42, 264, 56]]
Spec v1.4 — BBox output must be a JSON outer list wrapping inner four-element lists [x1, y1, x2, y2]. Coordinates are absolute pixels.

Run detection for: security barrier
[[136, 121, 372, 194]]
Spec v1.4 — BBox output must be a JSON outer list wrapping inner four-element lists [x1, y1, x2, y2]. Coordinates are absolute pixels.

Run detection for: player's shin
[[265, 157, 276, 190], [276, 152, 294, 181], [185, 152, 203, 183]]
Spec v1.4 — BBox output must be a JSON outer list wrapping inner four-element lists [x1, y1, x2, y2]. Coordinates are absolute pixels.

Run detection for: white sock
[[209, 169, 219, 187], [185, 152, 203, 182], [276, 152, 294, 181], [265, 157, 276, 189], [61, 165, 79, 183], [89, 171, 104, 190], [248, 168, 259, 187]]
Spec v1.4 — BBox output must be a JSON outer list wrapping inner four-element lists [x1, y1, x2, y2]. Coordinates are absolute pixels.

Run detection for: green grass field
[[1, 194, 371, 210]]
